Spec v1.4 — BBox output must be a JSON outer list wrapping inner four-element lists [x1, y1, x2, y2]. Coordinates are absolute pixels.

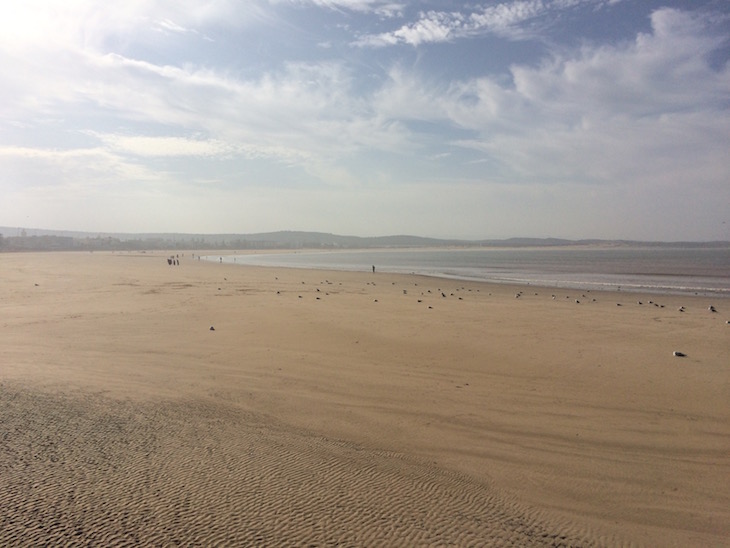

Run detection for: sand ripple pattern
[[1, 383, 596, 547]]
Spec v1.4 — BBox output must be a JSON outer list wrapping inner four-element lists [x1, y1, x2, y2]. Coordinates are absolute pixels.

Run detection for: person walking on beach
[[372, 265, 375, 273]]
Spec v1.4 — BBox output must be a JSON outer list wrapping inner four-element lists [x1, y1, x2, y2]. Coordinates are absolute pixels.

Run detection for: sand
[[1, 250, 728, 547]]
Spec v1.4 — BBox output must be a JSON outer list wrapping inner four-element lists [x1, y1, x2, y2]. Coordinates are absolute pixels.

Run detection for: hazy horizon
[[5, 225, 730, 245], [2, 1, 729, 241]]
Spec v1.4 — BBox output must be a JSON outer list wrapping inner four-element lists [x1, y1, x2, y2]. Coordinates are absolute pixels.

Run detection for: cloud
[[90, 132, 322, 170], [1, 2, 727, 239], [278, 0, 404, 17], [2, 24, 412, 185], [92, 134, 236, 158], [0, 145, 106, 161], [372, 8, 730, 189], [0, 0, 261, 51], [4, 5, 727, 188], [155, 18, 214, 41], [354, 0, 615, 47], [0, 144, 171, 197]]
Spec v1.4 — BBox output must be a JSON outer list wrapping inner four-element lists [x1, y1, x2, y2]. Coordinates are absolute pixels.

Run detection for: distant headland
[[1, 227, 728, 252]]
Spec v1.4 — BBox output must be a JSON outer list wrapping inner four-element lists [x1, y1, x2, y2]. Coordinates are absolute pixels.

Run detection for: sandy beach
[[1, 251, 728, 546]]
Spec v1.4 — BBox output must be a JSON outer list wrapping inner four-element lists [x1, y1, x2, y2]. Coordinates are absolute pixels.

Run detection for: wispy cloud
[[2, 33, 410, 183], [0, 0, 261, 51], [0, 144, 170, 194], [376, 8, 730, 189], [0, 1, 727, 239], [361, 4, 730, 230], [92, 134, 236, 158], [3, 5, 727, 187], [279, 0, 404, 17], [354, 0, 616, 47], [154, 18, 214, 41]]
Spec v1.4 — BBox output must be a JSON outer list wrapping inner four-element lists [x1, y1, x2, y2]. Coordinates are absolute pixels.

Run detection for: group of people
[[167, 255, 180, 266]]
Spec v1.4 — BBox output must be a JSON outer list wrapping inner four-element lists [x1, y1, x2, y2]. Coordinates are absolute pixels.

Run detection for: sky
[[1, 0, 729, 241]]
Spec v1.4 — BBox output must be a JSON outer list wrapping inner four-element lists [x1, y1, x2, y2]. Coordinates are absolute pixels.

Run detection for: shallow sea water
[[208, 247, 730, 297]]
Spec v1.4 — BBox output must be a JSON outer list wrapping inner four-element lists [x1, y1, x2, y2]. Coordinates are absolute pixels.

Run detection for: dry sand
[[1, 251, 728, 547]]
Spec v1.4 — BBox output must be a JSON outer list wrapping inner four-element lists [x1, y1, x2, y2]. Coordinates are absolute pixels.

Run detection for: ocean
[[208, 246, 730, 297]]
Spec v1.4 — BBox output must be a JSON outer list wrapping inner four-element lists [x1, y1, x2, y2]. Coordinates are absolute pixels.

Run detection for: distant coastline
[[1, 227, 729, 253]]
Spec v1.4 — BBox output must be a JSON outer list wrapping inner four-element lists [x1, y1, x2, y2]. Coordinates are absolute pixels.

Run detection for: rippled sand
[[1, 251, 728, 546]]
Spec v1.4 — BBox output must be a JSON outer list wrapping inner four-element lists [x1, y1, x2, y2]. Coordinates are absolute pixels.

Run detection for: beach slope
[[1, 252, 728, 546]]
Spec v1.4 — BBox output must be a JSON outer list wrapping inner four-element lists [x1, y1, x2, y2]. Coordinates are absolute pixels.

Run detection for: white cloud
[[0, 144, 172, 197], [467, 0, 544, 34], [155, 18, 213, 41], [372, 8, 730, 191], [93, 134, 235, 158], [2, 30, 412, 185], [0, 145, 105, 161], [0, 1, 727, 239], [279, 0, 404, 17], [354, 0, 615, 47], [0, 0, 260, 51]]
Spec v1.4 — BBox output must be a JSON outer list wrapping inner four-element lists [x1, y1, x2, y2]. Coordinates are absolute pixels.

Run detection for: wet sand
[[1, 251, 728, 546]]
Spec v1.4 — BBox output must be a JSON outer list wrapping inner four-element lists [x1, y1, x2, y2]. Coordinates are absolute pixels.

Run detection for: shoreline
[[2, 251, 729, 546], [203, 247, 730, 299]]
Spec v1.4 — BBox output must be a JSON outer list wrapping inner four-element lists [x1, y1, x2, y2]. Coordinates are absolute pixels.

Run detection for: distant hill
[[1, 227, 728, 252]]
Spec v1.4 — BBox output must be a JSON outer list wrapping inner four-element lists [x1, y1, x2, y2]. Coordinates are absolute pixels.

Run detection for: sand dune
[[1, 251, 728, 546]]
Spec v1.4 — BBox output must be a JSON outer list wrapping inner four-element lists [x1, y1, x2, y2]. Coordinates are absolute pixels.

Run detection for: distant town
[[1, 227, 728, 252]]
